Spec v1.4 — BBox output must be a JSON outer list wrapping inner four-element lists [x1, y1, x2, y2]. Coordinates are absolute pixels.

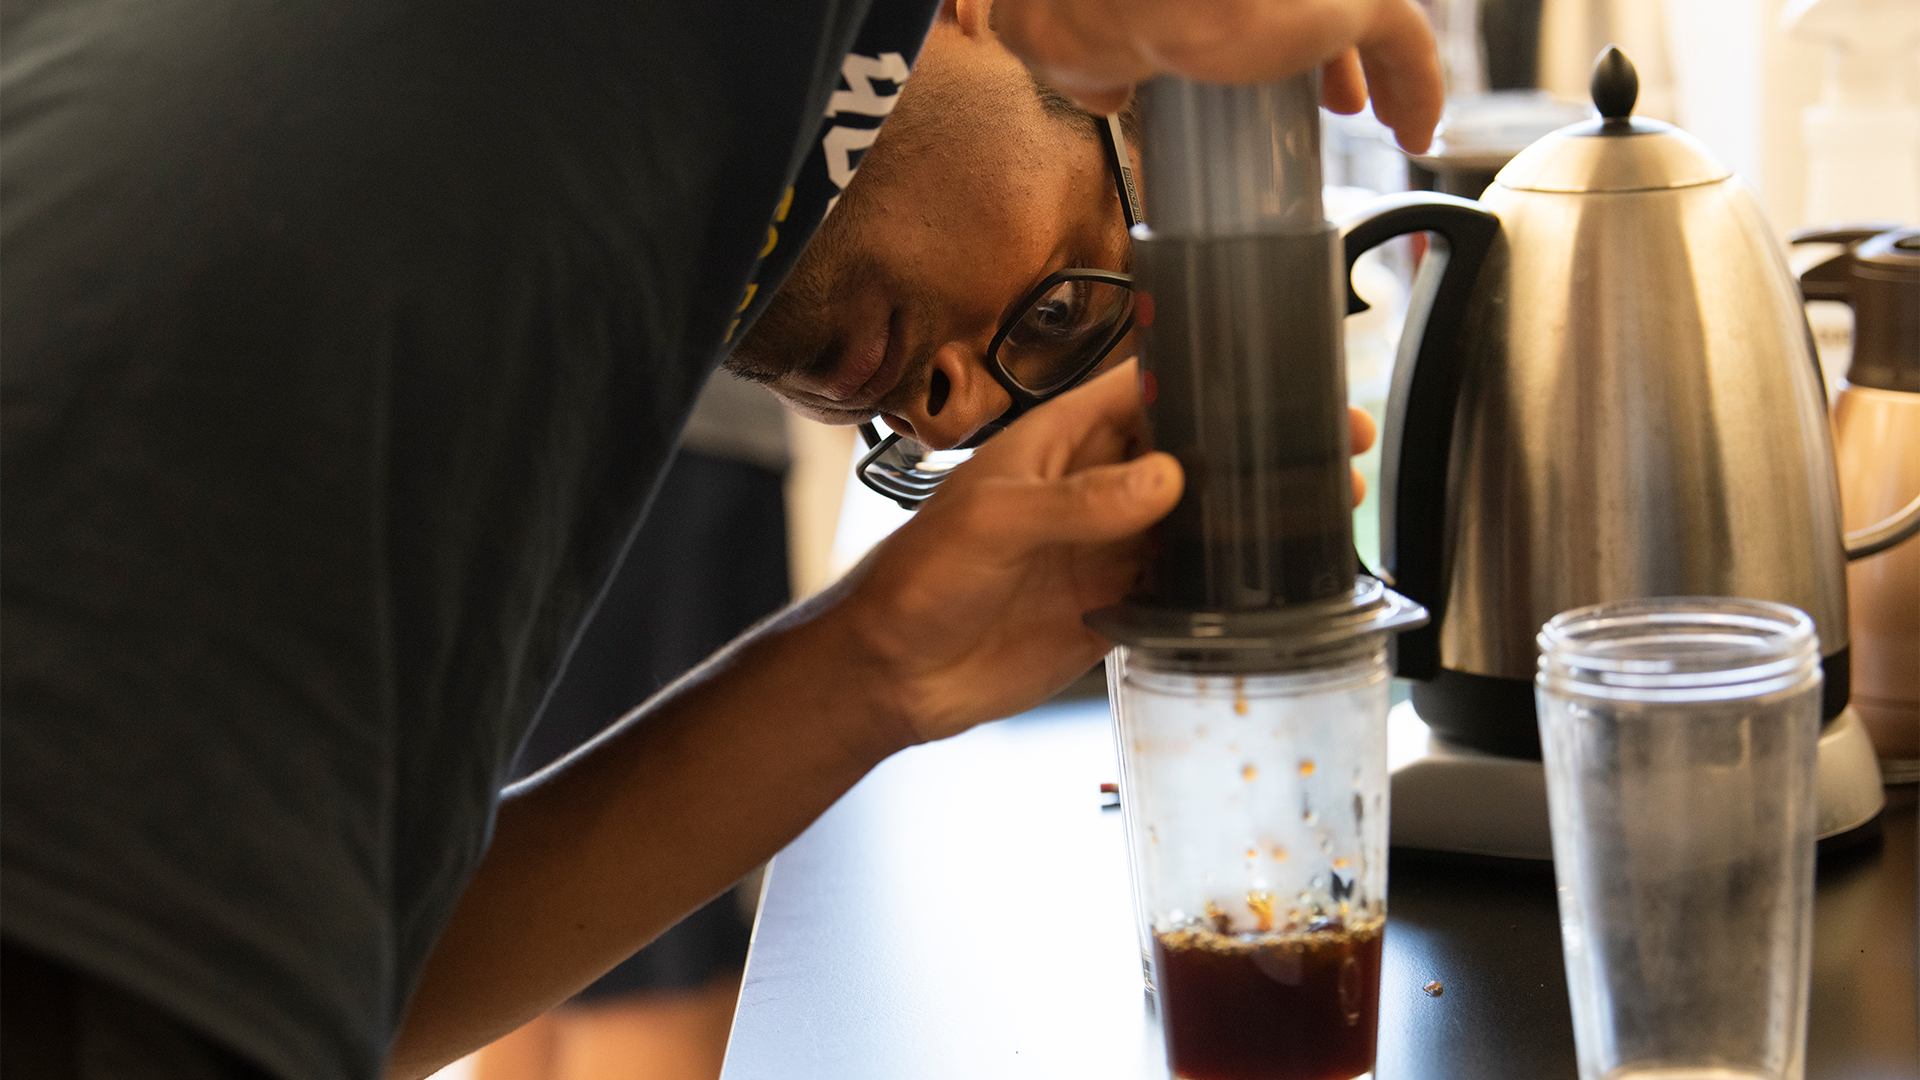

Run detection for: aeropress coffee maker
[[1087, 74, 1426, 1080]]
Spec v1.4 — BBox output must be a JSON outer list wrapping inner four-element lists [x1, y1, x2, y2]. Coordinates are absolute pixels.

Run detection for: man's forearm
[[387, 362, 1181, 1077], [386, 588, 909, 1079]]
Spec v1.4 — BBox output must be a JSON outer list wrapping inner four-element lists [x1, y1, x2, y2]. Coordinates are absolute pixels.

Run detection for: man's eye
[[1032, 299, 1073, 331], [994, 274, 1134, 396], [1019, 283, 1090, 341]]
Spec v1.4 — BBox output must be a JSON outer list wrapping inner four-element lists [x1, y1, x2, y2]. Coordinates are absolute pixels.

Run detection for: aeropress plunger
[[1086, 73, 1426, 1080]]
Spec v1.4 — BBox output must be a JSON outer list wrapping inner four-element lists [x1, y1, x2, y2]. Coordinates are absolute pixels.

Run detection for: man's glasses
[[856, 112, 1143, 510]]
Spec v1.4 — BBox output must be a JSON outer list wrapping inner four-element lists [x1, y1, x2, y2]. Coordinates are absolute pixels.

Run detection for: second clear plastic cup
[[1536, 597, 1822, 1080], [1112, 643, 1390, 1080]]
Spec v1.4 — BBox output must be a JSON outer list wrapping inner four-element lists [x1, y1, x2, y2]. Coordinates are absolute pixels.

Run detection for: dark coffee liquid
[[1133, 229, 1356, 611], [1154, 922, 1383, 1080]]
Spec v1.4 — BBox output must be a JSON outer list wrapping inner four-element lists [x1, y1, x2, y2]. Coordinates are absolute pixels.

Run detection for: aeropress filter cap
[[1086, 72, 1426, 670], [1088, 576, 1427, 672]]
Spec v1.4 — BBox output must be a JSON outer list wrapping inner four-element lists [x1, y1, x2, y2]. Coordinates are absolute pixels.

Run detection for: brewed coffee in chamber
[[1154, 924, 1383, 1080]]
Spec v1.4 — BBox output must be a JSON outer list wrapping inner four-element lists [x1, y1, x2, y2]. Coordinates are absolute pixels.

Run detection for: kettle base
[[1408, 650, 1856, 761], [1387, 701, 1887, 861]]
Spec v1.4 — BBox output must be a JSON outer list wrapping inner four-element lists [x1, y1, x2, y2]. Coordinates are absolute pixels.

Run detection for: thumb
[[980, 450, 1184, 550]]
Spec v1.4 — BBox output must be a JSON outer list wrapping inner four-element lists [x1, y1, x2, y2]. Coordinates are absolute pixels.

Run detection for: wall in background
[[1668, 0, 1918, 238], [1523, 0, 1917, 237]]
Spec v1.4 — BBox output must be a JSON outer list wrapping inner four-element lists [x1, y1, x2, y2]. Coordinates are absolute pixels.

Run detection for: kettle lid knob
[[1590, 46, 1639, 123], [1496, 43, 1733, 191]]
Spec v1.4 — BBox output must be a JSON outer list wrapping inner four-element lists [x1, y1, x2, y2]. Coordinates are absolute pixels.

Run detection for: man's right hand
[[988, 0, 1444, 153], [816, 359, 1182, 746]]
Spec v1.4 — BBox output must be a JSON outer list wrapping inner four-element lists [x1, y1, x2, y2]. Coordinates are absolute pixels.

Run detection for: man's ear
[[950, 0, 992, 38]]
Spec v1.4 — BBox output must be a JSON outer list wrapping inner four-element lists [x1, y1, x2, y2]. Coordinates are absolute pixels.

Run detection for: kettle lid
[[1798, 225, 1920, 393], [1494, 47, 1734, 194], [1854, 229, 1920, 393], [1854, 227, 1920, 280]]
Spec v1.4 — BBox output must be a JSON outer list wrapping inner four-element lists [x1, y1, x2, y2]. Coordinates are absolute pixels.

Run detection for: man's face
[[726, 16, 1135, 451]]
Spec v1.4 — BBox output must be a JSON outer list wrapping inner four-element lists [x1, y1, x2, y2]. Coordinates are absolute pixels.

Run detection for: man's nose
[[883, 341, 1012, 451]]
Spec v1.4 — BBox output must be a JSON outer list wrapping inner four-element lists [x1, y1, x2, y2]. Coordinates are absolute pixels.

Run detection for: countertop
[[721, 695, 1919, 1080]]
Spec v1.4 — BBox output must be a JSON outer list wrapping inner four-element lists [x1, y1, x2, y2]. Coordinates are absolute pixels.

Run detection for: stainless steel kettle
[[1341, 48, 1920, 757]]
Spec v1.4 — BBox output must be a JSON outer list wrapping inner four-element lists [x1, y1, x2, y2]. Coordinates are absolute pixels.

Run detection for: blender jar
[[1112, 639, 1392, 1080]]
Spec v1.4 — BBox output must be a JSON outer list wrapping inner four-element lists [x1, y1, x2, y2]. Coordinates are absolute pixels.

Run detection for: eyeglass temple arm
[[855, 429, 939, 511], [1102, 113, 1143, 230]]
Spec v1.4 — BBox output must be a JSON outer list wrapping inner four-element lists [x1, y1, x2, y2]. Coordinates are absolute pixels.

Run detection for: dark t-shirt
[[0, 1, 934, 1077]]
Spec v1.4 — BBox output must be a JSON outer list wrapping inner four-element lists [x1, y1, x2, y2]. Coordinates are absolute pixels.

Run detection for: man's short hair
[[1031, 75, 1141, 148]]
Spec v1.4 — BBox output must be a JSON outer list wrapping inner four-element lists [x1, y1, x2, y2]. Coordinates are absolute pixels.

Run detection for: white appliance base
[[1387, 700, 1887, 860]]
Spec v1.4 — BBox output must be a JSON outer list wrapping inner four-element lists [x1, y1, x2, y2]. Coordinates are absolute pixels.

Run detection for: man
[[0, 2, 1440, 1078]]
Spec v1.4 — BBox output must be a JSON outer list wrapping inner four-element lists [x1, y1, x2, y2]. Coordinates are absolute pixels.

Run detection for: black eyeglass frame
[[856, 112, 1144, 509]]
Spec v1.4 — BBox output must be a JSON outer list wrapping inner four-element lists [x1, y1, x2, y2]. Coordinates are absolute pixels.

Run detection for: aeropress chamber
[[1087, 73, 1426, 1080]]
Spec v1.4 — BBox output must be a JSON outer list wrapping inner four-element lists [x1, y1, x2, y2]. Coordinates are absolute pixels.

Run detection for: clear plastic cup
[[1111, 643, 1391, 1080], [1535, 597, 1823, 1080]]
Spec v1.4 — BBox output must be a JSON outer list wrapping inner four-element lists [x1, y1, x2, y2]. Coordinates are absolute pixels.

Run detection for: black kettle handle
[[1340, 192, 1501, 681]]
